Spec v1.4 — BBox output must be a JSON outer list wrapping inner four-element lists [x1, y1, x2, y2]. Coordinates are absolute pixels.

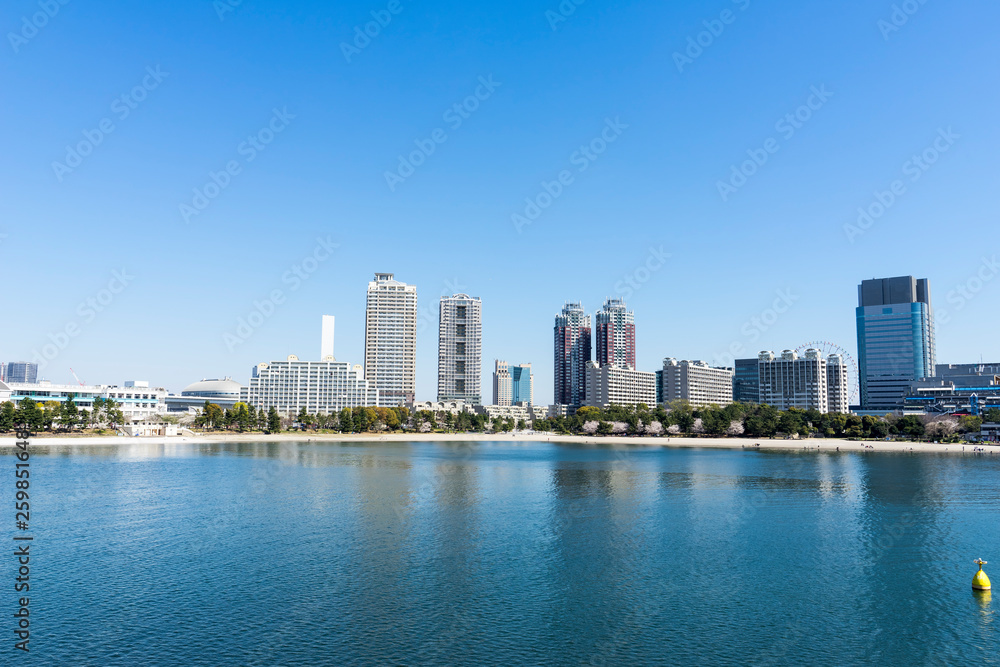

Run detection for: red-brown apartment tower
[[595, 298, 635, 369]]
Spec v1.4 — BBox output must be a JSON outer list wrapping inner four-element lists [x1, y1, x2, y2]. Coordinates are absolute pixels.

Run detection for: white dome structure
[[180, 378, 243, 400]]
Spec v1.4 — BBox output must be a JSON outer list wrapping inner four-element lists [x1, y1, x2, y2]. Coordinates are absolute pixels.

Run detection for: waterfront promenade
[[4, 431, 997, 455]]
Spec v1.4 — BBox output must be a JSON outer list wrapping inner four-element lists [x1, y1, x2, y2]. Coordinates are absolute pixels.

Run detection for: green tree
[[60, 394, 79, 430], [267, 407, 282, 434], [896, 415, 925, 438], [16, 399, 44, 431], [745, 404, 779, 437], [355, 407, 369, 432], [778, 410, 803, 436], [232, 402, 252, 432], [597, 421, 613, 435], [983, 408, 1000, 423], [339, 408, 354, 433], [667, 400, 695, 432], [961, 415, 983, 434], [870, 421, 890, 439], [0, 402, 15, 432], [104, 399, 125, 429]]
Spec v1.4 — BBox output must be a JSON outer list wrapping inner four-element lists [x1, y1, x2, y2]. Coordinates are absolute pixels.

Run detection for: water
[[8, 440, 1000, 665]]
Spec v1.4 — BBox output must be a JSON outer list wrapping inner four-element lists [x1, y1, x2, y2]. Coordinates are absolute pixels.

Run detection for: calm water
[[7, 440, 1000, 665]]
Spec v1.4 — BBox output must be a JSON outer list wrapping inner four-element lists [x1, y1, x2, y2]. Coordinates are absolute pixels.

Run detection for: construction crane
[[69, 368, 85, 387]]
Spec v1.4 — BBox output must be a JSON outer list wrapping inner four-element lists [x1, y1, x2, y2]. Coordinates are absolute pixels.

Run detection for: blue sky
[[2, 0, 998, 403]]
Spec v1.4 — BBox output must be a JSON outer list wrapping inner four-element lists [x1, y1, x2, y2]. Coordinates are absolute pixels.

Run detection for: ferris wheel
[[795, 341, 860, 404]]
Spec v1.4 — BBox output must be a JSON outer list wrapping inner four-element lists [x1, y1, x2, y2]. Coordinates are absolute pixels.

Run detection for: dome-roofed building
[[167, 377, 246, 413], [180, 378, 244, 399]]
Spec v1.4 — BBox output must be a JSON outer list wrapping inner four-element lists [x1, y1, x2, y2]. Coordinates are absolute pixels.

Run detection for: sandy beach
[[1, 431, 997, 454]]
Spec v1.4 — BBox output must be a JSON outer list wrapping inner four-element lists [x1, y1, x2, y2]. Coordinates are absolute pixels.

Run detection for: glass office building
[[856, 276, 935, 411], [511, 364, 533, 405], [5, 362, 38, 384], [733, 358, 760, 403]]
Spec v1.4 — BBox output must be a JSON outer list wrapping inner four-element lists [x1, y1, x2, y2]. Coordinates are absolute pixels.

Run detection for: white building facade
[[6, 380, 167, 421], [826, 354, 850, 414], [365, 273, 417, 406], [438, 294, 482, 403], [657, 359, 734, 408], [246, 356, 378, 416], [493, 360, 512, 406], [758, 349, 849, 414], [583, 361, 656, 408]]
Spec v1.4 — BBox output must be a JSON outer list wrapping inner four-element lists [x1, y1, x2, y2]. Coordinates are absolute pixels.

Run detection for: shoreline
[[1, 431, 996, 454]]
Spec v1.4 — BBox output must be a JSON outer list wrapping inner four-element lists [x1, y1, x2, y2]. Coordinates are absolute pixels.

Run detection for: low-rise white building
[[5, 380, 167, 422], [583, 362, 656, 408], [656, 358, 733, 408], [122, 422, 179, 437], [476, 403, 549, 423], [411, 400, 475, 415]]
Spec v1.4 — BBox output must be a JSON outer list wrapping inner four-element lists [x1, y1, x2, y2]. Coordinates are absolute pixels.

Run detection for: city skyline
[[3, 264, 996, 406]]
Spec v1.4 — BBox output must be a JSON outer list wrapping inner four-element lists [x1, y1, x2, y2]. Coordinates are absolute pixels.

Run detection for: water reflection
[[24, 440, 1000, 665]]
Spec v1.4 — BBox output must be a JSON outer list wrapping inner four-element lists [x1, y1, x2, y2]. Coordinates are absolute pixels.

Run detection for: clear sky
[[2, 0, 998, 403]]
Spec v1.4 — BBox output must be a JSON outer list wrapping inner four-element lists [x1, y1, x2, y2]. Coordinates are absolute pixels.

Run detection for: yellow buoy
[[973, 559, 991, 591]]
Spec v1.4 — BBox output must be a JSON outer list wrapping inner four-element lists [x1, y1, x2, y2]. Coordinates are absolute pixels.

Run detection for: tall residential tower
[[493, 360, 512, 406], [364, 273, 417, 406], [595, 298, 636, 369], [554, 302, 592, 407], [437, 294, 482, 403], [856, 276, 935, 411]]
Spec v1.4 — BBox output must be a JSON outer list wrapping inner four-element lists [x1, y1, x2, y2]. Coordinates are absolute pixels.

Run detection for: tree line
[[0, 396, 126, 432], [532, 402, 998, 442]]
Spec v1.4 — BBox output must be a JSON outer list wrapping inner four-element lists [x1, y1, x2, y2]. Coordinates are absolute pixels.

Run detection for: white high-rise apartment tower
[[321, 315, 335, 360], [494, 360, 512, 406], [364, 273, 417, 406], [757, 349, 849, 414], [438, 294, 482, 403]]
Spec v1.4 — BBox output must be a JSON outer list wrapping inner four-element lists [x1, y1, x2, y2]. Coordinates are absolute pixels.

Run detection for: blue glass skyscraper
[[856, 276, 935, 411], [511, 364, 533, 404], [733, 358, 760, 403]]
